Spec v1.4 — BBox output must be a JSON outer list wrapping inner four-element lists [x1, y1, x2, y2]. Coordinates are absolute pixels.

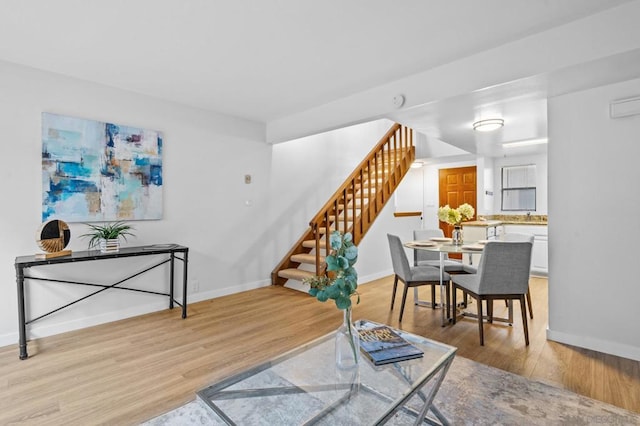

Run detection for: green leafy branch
[[304, 230, 359, 310]]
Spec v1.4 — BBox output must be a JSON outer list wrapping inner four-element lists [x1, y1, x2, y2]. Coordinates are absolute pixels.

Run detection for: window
[[501, 165, 536, 211]]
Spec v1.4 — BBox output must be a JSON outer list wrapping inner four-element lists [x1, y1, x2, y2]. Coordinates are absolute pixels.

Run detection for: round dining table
[[404, 239, 485, 326]]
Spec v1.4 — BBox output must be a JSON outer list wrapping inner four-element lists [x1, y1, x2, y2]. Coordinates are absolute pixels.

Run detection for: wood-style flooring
[[0, 276, 638, 425]]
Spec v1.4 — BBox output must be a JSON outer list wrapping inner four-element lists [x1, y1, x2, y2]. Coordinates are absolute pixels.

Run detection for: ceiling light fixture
[[473, 118, 504, 132], [410, 161, 424, 169], [502, 138, 548, 148]]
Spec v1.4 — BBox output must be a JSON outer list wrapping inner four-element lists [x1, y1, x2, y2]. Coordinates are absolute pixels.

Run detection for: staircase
[[271, 123, 415, 286]]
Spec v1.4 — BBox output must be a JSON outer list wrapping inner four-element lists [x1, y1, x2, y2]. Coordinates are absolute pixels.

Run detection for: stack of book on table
[[357, 325, 424, 366]]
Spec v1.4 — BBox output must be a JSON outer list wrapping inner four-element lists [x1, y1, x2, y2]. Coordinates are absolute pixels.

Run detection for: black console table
[[14, 244, 189, 359]]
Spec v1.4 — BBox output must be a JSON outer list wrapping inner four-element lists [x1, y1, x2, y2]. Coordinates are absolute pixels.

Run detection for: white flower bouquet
[[437, 203, 475, 226]]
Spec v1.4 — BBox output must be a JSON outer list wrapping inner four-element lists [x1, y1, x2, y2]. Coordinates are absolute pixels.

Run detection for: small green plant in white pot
[[81, 221, 135, 253]]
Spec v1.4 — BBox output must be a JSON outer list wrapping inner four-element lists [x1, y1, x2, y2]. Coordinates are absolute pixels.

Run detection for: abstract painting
[[42, 113, 163, 222]]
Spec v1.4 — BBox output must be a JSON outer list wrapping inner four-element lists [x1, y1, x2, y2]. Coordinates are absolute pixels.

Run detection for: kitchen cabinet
[[503, 224, 548, 275], [461, 222, 548, 275], [463, 221, 502, 241], [462, 221, 502, 265]]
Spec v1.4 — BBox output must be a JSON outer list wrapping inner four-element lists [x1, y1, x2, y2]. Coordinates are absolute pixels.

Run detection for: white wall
[[492, 153, 548, 215], [270, 119, 394, 247], [0, 63, 409, 348], [394, 166, 424, 213], [270, 119, 423, 284], [478, 156, 495, 216], [547, 77, 640, 361], [0, 60, 274, 345], [414, 159, 478, 230]]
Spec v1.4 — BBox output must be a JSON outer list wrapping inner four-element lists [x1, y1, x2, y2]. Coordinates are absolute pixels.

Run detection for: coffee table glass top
[[197, 320, 457, 425]]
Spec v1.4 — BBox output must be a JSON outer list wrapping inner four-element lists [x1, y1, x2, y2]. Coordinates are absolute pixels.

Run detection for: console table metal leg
[[182, 250, 189, 319], [169, 253, 175, 309], [16, 266, 28, 360]]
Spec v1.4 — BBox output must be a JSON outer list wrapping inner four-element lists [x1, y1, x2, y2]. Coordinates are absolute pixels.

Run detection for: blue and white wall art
[[42, 113, 163, 222]]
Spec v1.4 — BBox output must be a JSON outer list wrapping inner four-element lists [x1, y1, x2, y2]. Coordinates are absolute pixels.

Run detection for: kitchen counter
[[462, 220, 502, 227], [499, 220, 547, 225], [464, 215, 548, 226], [461, 218, 548, 275]]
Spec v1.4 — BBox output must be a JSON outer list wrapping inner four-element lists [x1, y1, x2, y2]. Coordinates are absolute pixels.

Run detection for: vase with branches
[[438, 203, 475, 244], [304, 230, 360, 369]]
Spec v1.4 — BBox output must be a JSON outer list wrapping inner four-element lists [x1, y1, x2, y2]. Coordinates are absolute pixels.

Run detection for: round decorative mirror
[[36, 219, 71, 253]]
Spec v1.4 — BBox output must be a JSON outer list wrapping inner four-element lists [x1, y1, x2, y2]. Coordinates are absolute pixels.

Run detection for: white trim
[[284, 270, 394, 293], [188, 279, 271, 302], [0, 279, 272, 349], [359, 269, 393, 285], [0, 300, 170, 348], [546, 328, 640, 362], [0, 332, 18, 348]]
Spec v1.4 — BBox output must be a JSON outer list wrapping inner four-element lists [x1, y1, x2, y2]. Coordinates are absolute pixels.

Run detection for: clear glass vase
[[452, 225, 463, 245], [335, 307, 360, 370]]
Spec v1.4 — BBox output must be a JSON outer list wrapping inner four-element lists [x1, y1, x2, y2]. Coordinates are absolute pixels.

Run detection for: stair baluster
[[272, 123, 415, 286]]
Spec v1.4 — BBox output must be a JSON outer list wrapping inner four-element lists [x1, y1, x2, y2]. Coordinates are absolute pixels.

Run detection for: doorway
[[438, 166, 477, 257]]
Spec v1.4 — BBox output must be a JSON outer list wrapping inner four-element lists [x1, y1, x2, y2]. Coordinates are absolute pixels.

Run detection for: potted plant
[[81, 221, 135, 253]]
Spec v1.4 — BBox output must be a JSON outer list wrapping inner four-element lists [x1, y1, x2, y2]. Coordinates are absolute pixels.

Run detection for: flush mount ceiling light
[[473, 118, 504, 132], [502, 138, 548, 148], [410, 161, 424, 169]]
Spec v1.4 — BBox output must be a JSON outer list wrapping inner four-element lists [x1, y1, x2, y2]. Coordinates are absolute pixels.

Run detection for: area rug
[[142, 356, 639, 425]]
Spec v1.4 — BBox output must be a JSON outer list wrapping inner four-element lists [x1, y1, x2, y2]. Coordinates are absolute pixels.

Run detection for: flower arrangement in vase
[[437, 203, 475, 244], [303, 230, 360, 369]]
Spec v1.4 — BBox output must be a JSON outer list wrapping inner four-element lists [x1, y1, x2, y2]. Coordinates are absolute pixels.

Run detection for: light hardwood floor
[[1, 276, 638, 425]]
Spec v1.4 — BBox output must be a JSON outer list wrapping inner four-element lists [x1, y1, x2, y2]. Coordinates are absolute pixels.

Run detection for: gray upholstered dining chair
[[503, 233, 535, 319], [451, 241, 533, 346], [387, 234, 450, 322], [413, 229, 475, 310]]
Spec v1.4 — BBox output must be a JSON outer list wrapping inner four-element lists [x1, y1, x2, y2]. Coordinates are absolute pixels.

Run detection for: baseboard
[[282, 270, 394, 293], [0, 331, 19, 348], [0, 300, 170, 348], [2, 274, 385, 349], [0, 279, 272, 349], [359, 269, 393, 285], [188, 279, 271, 303], [546, 328, 640, 362], [283, 280, 309, 293]]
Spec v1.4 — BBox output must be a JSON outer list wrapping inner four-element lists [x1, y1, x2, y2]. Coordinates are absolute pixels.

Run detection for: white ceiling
[[0, 0, 637, 157]]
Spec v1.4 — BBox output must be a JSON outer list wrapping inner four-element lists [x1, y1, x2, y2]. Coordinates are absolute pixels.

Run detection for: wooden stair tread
[[344, 193, 370, 200], [353, 182, 383, 189], [302, 240, 327, 249], [290, 253, 325, 264], [319, 226, 352, 233], [351, 187, 379, 193], [271, 123, 414, 286], [277, 268, 315, 281], [339, 201, 365, 207]]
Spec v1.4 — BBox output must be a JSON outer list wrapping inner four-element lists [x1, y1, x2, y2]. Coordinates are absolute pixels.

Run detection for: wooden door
[[439, 166, 477, 257]]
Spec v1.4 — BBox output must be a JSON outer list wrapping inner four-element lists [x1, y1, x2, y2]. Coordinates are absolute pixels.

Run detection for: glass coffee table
[[197, 320, 457, 425]]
